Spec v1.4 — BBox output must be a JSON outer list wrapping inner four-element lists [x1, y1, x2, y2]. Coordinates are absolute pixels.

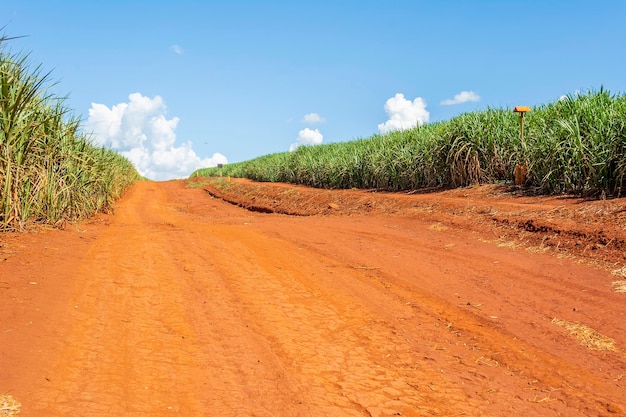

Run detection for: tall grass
[[526, 88, 626, 194], [194, 88, 626, 197], [1, 36, 139, 230]]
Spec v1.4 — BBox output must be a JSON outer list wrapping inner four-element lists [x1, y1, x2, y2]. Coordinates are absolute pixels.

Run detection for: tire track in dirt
[[157, 185, 470, 415], [14, 181, 453, 416], [176, 181, 626, 415], [243, 217, 626, 416], [180, 222, 468, 416], [194, 180, 626, 415], [27, 184, 211, 415]]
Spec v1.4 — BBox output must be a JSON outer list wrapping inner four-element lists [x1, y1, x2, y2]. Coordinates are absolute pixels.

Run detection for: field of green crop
[[0, 35, 139, 230], [193, 89, 626, 197]]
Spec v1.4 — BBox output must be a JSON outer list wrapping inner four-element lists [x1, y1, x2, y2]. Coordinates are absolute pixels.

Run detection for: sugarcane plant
[[194, 89, 625, 198], [0, 34, 139, 230]]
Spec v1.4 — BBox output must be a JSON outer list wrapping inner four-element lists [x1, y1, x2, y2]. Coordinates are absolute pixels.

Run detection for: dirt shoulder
[[199, 177, 626, 274]]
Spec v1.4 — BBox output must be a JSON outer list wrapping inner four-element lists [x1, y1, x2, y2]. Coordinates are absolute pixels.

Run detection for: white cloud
[[302, 113, 325, 124], [170, 44, 184, 55], [289, 128, 323, 151], [377, 93, 429, 134], [86, 93, 226, 180], [559, 90, 580, 101], [440, 90, 481, 106]]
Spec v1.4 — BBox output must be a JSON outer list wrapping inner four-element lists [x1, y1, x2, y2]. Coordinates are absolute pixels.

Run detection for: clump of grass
[[428, 222, 448, 231], [612, 266, 626, 279], [612, 281, 626, 293], [186, 180, 209, 189], [193, 88, 626, 198], [527, 88, 626, 195], [551, 318, 618, 351], [0, 394, 21, 417], [0, 34, 139, 230]]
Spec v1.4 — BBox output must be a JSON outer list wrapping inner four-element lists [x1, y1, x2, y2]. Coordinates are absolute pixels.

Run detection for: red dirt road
[[1, 179, 625, 416]]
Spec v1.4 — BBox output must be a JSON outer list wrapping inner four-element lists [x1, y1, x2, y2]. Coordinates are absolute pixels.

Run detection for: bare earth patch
[[203, 177, 626, 273], [1, 178, 625, 416]]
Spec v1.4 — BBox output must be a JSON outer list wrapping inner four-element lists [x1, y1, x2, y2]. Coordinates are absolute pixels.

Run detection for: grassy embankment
[[0, 36, 139, 231], [193, 89, 626, 197]]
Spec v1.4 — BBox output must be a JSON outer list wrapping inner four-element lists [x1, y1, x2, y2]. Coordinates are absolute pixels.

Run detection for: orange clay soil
[[1, 178, 625, 416]]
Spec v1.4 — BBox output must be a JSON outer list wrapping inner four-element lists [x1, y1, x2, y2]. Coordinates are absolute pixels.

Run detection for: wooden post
[[513, 106, 530, 185], [514, 106, 530, 148]]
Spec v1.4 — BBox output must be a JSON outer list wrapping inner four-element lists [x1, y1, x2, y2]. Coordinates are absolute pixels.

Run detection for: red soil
[[1, 178, 625, 416]]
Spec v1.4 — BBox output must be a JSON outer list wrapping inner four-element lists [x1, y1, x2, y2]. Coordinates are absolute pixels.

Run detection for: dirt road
[[1, 180, 625, 416]]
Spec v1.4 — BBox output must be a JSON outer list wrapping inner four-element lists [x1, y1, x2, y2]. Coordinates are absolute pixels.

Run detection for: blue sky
[[1, 0, 625, 179]]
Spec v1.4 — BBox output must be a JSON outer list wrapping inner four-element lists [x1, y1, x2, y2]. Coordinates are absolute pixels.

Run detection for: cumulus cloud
[[302, 112, 325, 124], [289, 128, 323, 151], [86, 93, 226, 180], [170, 44, 184, 55], [377, 93, 429, 134], [440, 90, 481, 105], [559, 90, 581, 101]]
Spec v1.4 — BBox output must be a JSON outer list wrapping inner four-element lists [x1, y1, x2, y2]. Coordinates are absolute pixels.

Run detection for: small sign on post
[[217, 163, 224, 177], [514, 106, 531, 148], [513, 106, 530, 185]]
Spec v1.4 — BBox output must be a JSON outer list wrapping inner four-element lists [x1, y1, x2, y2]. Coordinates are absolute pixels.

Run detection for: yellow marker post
[[514, 106, 531, 149], [513, 106, 530, 185]]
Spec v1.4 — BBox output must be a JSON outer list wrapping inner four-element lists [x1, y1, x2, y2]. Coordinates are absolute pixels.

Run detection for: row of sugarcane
[[194, 88, 626, 197], [1, 35, 139, 231]]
